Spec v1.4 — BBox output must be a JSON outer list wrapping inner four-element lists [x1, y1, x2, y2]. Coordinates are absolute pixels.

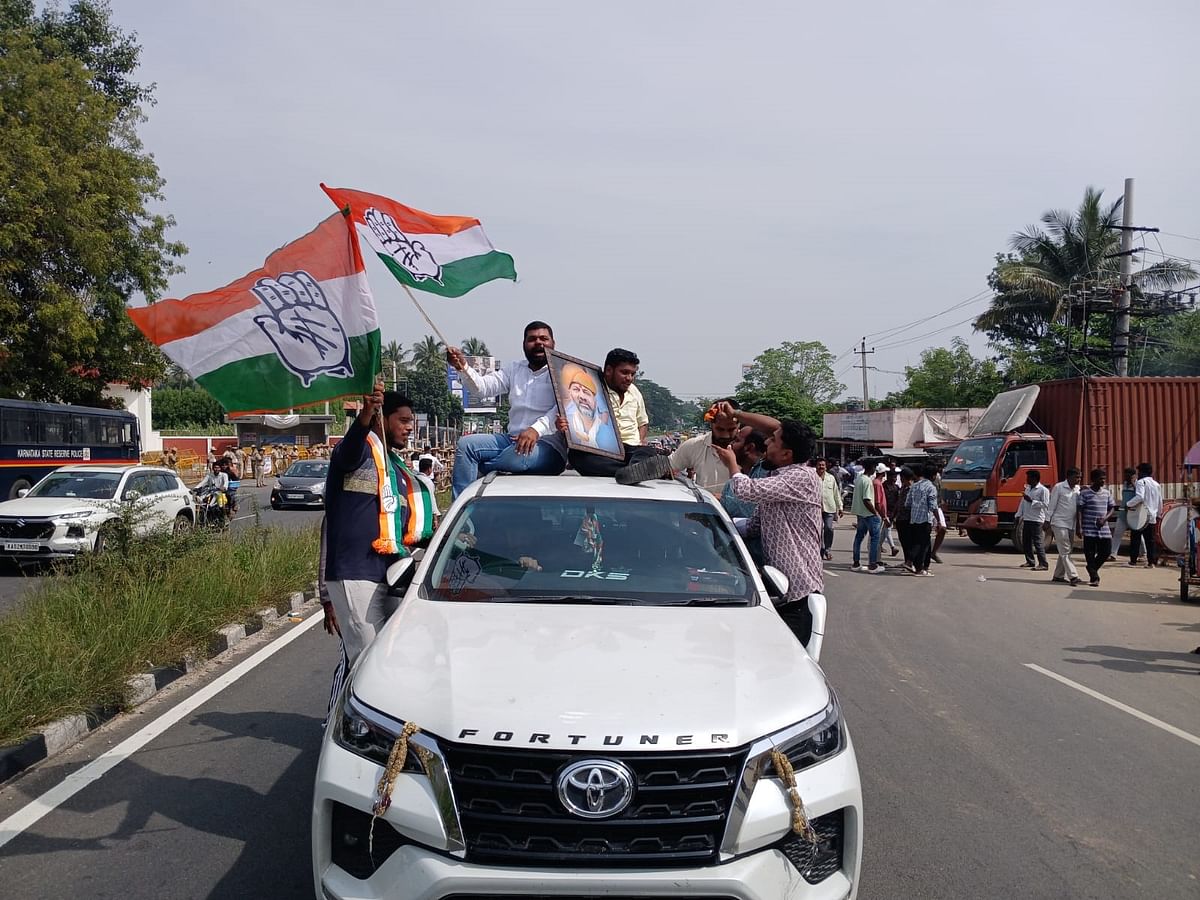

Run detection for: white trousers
[[1052, 526, 1078, 580], [326, 579, 396, 665]]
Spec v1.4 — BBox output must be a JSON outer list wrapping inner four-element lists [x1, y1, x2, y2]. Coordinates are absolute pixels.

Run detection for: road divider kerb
[[0, 588, 323, 786]]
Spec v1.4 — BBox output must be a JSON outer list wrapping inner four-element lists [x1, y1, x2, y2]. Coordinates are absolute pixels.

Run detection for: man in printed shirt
[[1077, 467, 1114, 587], [905, 464, 939, 576], [447, 321, 567, 497], [715, 418, 823, 645]]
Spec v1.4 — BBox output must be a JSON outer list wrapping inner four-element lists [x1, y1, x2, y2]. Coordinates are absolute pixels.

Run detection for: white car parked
[[313, 473, 863, 900], [0, 465, 193, 558]]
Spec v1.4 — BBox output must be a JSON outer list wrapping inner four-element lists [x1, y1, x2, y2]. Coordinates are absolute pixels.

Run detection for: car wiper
[[672, 597, 751, 606], [496, 595, 638, 605]]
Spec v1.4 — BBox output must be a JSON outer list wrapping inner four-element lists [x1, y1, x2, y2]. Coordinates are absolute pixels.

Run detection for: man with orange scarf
[[323, 384, 430, 711]]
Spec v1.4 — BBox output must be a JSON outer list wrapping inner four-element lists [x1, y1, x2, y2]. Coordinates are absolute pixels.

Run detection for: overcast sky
[[119, 0, 1200, 402]]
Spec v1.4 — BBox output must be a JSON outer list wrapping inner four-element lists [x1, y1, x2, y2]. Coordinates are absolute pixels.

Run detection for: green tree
[[634, 375, 692, 432], [734, 385, 825, 433], [461, 336, 490, 357], [0, 2, 185, 405], [975, 187, 1194, 377], [737, 341, 844, 405], [883, 338, 1005, 408], [152, 387, 226, 430], [1141, 308, 1200, 376], [407, 359, 463, 424], [410, 335, 445, 370]]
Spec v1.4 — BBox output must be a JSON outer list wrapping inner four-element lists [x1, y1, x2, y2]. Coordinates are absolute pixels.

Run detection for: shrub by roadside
[[0, 522, 318, 747]]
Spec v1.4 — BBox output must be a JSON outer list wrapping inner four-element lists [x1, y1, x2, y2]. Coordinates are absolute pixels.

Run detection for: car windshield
[[942, 437, 1004, 478], [28, 472, 122, 500], [425, 497, 756, 606], [285, 462, 328, 478]]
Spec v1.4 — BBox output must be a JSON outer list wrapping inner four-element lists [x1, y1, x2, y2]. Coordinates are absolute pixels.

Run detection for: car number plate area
[[286, 493, 305, 500], [4, 542, 40, 551]]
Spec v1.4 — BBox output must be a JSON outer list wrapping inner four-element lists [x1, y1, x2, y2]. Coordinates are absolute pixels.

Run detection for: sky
[[115, 0, 1200, 403]]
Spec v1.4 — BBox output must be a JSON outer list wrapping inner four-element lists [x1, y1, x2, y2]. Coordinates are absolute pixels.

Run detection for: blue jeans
[[451, 433, 566, 497], [853, 515, 881, 566]]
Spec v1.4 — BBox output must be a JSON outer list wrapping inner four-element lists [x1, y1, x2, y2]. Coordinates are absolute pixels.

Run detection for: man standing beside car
[[324, 384, 417, 681], [714, 419, 823, 645]]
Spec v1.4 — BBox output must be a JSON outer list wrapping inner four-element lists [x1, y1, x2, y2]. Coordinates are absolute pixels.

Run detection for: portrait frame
[[546, 349, 625, 460]]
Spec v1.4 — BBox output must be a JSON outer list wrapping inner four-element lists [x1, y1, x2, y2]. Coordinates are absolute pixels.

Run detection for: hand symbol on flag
[[364, 207, 443, 284], [251, 271, 354, 388]]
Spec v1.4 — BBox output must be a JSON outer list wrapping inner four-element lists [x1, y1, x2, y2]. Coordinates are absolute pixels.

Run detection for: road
[[1, 528, 1198, 899], [0, 483, 324, 618]]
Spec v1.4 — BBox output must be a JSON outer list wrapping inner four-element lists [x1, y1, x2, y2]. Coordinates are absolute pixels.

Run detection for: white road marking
[[0, 611, 324, 850], [1024, 663, 1200, 749], [825, 571, 840, 578]]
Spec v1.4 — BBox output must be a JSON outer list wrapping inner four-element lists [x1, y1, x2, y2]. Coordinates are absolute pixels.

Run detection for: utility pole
[[854, 338, 875, 410], [1114, 177, 1135, 376]]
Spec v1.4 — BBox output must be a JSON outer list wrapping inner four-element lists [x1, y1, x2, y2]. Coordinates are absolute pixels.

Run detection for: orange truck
[[941, 377, 1200, 548]]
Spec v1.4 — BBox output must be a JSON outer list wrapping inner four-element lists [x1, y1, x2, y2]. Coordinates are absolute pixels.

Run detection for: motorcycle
[[193, 488, 230, 530]]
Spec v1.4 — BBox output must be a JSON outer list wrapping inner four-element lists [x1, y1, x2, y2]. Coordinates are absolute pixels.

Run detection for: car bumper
[[271, 490, 325, 508], [312, 732, 862, 900], [0, 533, 94, 558]]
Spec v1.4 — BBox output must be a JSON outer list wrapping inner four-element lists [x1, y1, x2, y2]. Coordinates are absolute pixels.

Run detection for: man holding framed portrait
[[548, 347, 673, 481]]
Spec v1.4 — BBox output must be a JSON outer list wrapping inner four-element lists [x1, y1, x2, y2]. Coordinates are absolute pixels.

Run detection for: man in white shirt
[[1016, 469, 1050, 570], [447, 321, 567, 497], [1125, 461, 1163, 567], [418, 444, 445, 474], [1045, 467, 1082, 585]]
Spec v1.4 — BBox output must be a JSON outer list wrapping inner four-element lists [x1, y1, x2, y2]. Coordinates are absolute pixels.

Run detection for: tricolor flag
[[321, 184, 516, 298], [127, 215, 381, 415]]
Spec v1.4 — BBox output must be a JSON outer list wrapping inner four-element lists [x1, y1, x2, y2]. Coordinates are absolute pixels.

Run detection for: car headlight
[[273, 481, 282, 491], [767, 694, 844, 773], [310, 482, 325, 494], [334, 692, 424, 773], [52, 510, 95, 523], [977, 498, 997, 515]]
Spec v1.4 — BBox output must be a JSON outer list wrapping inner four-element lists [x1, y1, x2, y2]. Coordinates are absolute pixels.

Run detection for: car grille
[[777, 807, 845, 884], [440, 742, 746, 868], [0, 519, 54, 539]]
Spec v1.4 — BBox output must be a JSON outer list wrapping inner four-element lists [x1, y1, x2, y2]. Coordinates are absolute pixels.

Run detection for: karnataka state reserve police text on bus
[[0, 400, 141, 499]]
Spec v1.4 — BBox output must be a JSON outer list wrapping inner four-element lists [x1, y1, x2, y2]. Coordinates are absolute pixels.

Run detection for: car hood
[[353, 599, 830, 752], [0, 497, 108, 517]]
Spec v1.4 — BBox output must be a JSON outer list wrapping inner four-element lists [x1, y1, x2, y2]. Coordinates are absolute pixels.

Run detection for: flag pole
[[400, 283, 452, 349]]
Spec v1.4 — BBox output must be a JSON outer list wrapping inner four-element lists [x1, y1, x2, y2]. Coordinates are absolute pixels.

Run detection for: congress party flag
[[127, 215, 381, 415], [321, 184, 517, 298]]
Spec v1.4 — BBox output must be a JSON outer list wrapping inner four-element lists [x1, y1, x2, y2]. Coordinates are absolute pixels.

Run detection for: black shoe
[[615, 454, 673, 485]]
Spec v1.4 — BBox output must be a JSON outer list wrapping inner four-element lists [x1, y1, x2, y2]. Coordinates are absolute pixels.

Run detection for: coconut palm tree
[[380, 340, 409, 389], [410, 335, 445, 371], [975, 187, 1194, 344], [461, 336, 490, 357]]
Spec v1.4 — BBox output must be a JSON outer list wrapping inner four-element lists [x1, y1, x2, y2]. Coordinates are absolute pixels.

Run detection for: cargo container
[[941, 377, 1200, 547]]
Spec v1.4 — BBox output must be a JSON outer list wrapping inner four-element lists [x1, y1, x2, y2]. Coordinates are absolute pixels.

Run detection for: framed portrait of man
[[546, 350, 624, 460]]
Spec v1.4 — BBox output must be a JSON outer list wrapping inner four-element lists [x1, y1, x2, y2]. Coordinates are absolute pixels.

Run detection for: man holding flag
[[447, 321, 567, 497], [323, 383, 433, 710]]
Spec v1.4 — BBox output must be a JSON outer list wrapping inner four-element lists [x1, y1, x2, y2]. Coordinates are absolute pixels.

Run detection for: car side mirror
[[806, 593, 827, 661], [386, 557, 417, 594], [16, 488, 28, 498], [761, 564, 790, 600]]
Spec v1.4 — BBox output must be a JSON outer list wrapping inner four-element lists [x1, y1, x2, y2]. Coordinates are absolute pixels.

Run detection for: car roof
[[49, 465, 174, 476], [472, 473, 717, 505]]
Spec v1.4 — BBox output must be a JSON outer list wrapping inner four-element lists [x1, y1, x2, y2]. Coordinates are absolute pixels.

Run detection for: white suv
[[313, 474, 863, 900], [0, 465, 193, 558]]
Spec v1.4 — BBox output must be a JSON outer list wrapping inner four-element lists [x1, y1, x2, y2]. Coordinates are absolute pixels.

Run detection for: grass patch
[[0, 522, 318, 747]]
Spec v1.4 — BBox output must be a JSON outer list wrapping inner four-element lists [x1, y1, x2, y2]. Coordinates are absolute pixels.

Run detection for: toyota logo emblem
[[556, 758, 635, 819]]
